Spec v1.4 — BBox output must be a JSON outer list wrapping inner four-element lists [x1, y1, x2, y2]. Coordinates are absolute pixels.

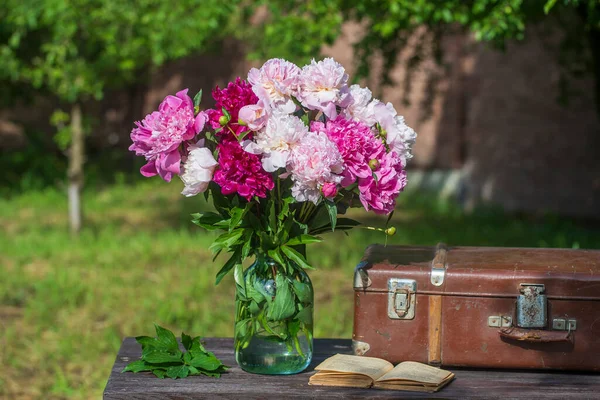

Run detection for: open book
[[309, 354, 454, 393]]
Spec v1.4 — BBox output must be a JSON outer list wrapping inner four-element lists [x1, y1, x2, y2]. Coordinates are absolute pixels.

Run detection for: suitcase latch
[[516, 283, 547, 328], [387, 279, 416, 320]]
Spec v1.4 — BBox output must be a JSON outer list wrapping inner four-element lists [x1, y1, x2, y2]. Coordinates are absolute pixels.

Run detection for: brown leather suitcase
[[352, 244, 600, 371]]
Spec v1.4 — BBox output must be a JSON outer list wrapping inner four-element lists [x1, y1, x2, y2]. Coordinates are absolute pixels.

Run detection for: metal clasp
[[387, 279, 416, 320], [516, 283, 547, 328]]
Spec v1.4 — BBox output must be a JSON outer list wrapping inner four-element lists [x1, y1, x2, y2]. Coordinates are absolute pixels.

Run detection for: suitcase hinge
[[430, 243, 448, 287], [387, 279, 416, 320]]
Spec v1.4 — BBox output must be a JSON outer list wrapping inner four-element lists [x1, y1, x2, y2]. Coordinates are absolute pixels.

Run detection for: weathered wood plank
[[103, 338, 600, 399]]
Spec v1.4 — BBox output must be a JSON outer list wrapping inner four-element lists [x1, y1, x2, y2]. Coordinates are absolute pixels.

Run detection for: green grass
[[1, 179, 599, 399]]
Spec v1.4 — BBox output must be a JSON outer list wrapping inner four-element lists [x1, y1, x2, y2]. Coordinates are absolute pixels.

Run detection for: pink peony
[[358, 151, 407, 214], [247, 58, 300, 113], [238, 102, 268, 131], [205, 78, 258, 138], [312, 116, 386, 187], [373, 102, 416, 167], [129, 89, 206, 182], [213, 139, 274, 201], [288, 131, 343, 204], [296, 58, 352, 119]]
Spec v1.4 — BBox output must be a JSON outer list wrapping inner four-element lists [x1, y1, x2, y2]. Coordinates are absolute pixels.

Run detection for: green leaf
[[122, 360, 153, 373], [181, 333, 193, 351], [222, 107, 231, 120], [193, 89, 203, 108], [267, 248, 286, 270], [241, 234, 253, 260], [183, 351, 193, 365], [385, 210, 395, 227], [267, 274, 296, 321], [253, 278, 273, 304], [292, 280, 312, 304], [309, 218, 360, 235], [209, 229, 245, 253], [324, 200, 337, 231], [248, 300, 261, 315], [268, 201, 277, 232], [166, 365, 189, 379], [153, 369, 167, 379], [296, 305, 313, 325], [202, 370, 224, 378], [191, 212, 226, 231], [234, 264, 246, 300], [544, 0, 557, 14], [154, 324, 179, 352], [307, 205, 330, 231], [281, 245, 314, 270], [245, 275, 265, 304], [285, 234, 322, 246], [143, 350, 183, 364], [189, 336, 207, 354], [229, 202, 251, 232], [259, 232, 276, 250], [215, 247, 242, 285], [189, 353, 223, 371], [135, 335, 159, 350]]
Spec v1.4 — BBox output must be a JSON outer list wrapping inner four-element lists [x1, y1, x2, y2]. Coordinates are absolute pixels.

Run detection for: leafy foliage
[[0, 0, 239, 103], [122, 324, 228, 379], [240, 0, 600, 106]]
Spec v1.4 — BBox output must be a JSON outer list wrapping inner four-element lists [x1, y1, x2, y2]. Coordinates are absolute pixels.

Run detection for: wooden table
[[104, 338, 600, 399]]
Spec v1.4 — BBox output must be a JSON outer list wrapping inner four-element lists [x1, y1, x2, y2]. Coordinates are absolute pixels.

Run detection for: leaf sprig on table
[[122, 324, 228, 379]]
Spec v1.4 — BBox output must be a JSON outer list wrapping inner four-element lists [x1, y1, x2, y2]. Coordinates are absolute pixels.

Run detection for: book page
[[314, 354, 394, 381], [376, 361, 452, 385]]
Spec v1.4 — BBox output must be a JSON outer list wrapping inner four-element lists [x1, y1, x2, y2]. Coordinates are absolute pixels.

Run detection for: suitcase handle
[[499, 327, 573, 343]]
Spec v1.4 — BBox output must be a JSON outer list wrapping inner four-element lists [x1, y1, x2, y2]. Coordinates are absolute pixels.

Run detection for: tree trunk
[[68, 103, 84, 235]]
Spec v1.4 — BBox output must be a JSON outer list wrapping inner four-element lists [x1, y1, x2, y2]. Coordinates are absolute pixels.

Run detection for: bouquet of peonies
[[129, 57, 416, 374]]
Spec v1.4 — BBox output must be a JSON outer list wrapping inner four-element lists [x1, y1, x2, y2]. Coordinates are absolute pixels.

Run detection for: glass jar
[[234, 255, 313, 374]]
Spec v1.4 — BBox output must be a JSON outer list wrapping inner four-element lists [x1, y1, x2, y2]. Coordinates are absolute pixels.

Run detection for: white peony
[[244, 113, 308, 172], [180, 142, 218, 197], [296, 58, 352, 119], [343, 84, 380, 126]]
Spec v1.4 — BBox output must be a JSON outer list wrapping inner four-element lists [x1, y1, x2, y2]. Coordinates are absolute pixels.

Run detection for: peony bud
[[321, 182, 338, 199], [368, 158, 380, 170], [385, 226, 396, 236], [238, 104, 268, 131], [218, 115, 230, 126]]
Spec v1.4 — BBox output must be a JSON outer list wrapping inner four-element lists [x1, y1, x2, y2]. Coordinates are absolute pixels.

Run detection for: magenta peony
[[312, 116, 386, 188], [129, 89, 206, 182], [206, 78, 258, 138], [358, 151, 407, 214], [213, 139, 274, 201]]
